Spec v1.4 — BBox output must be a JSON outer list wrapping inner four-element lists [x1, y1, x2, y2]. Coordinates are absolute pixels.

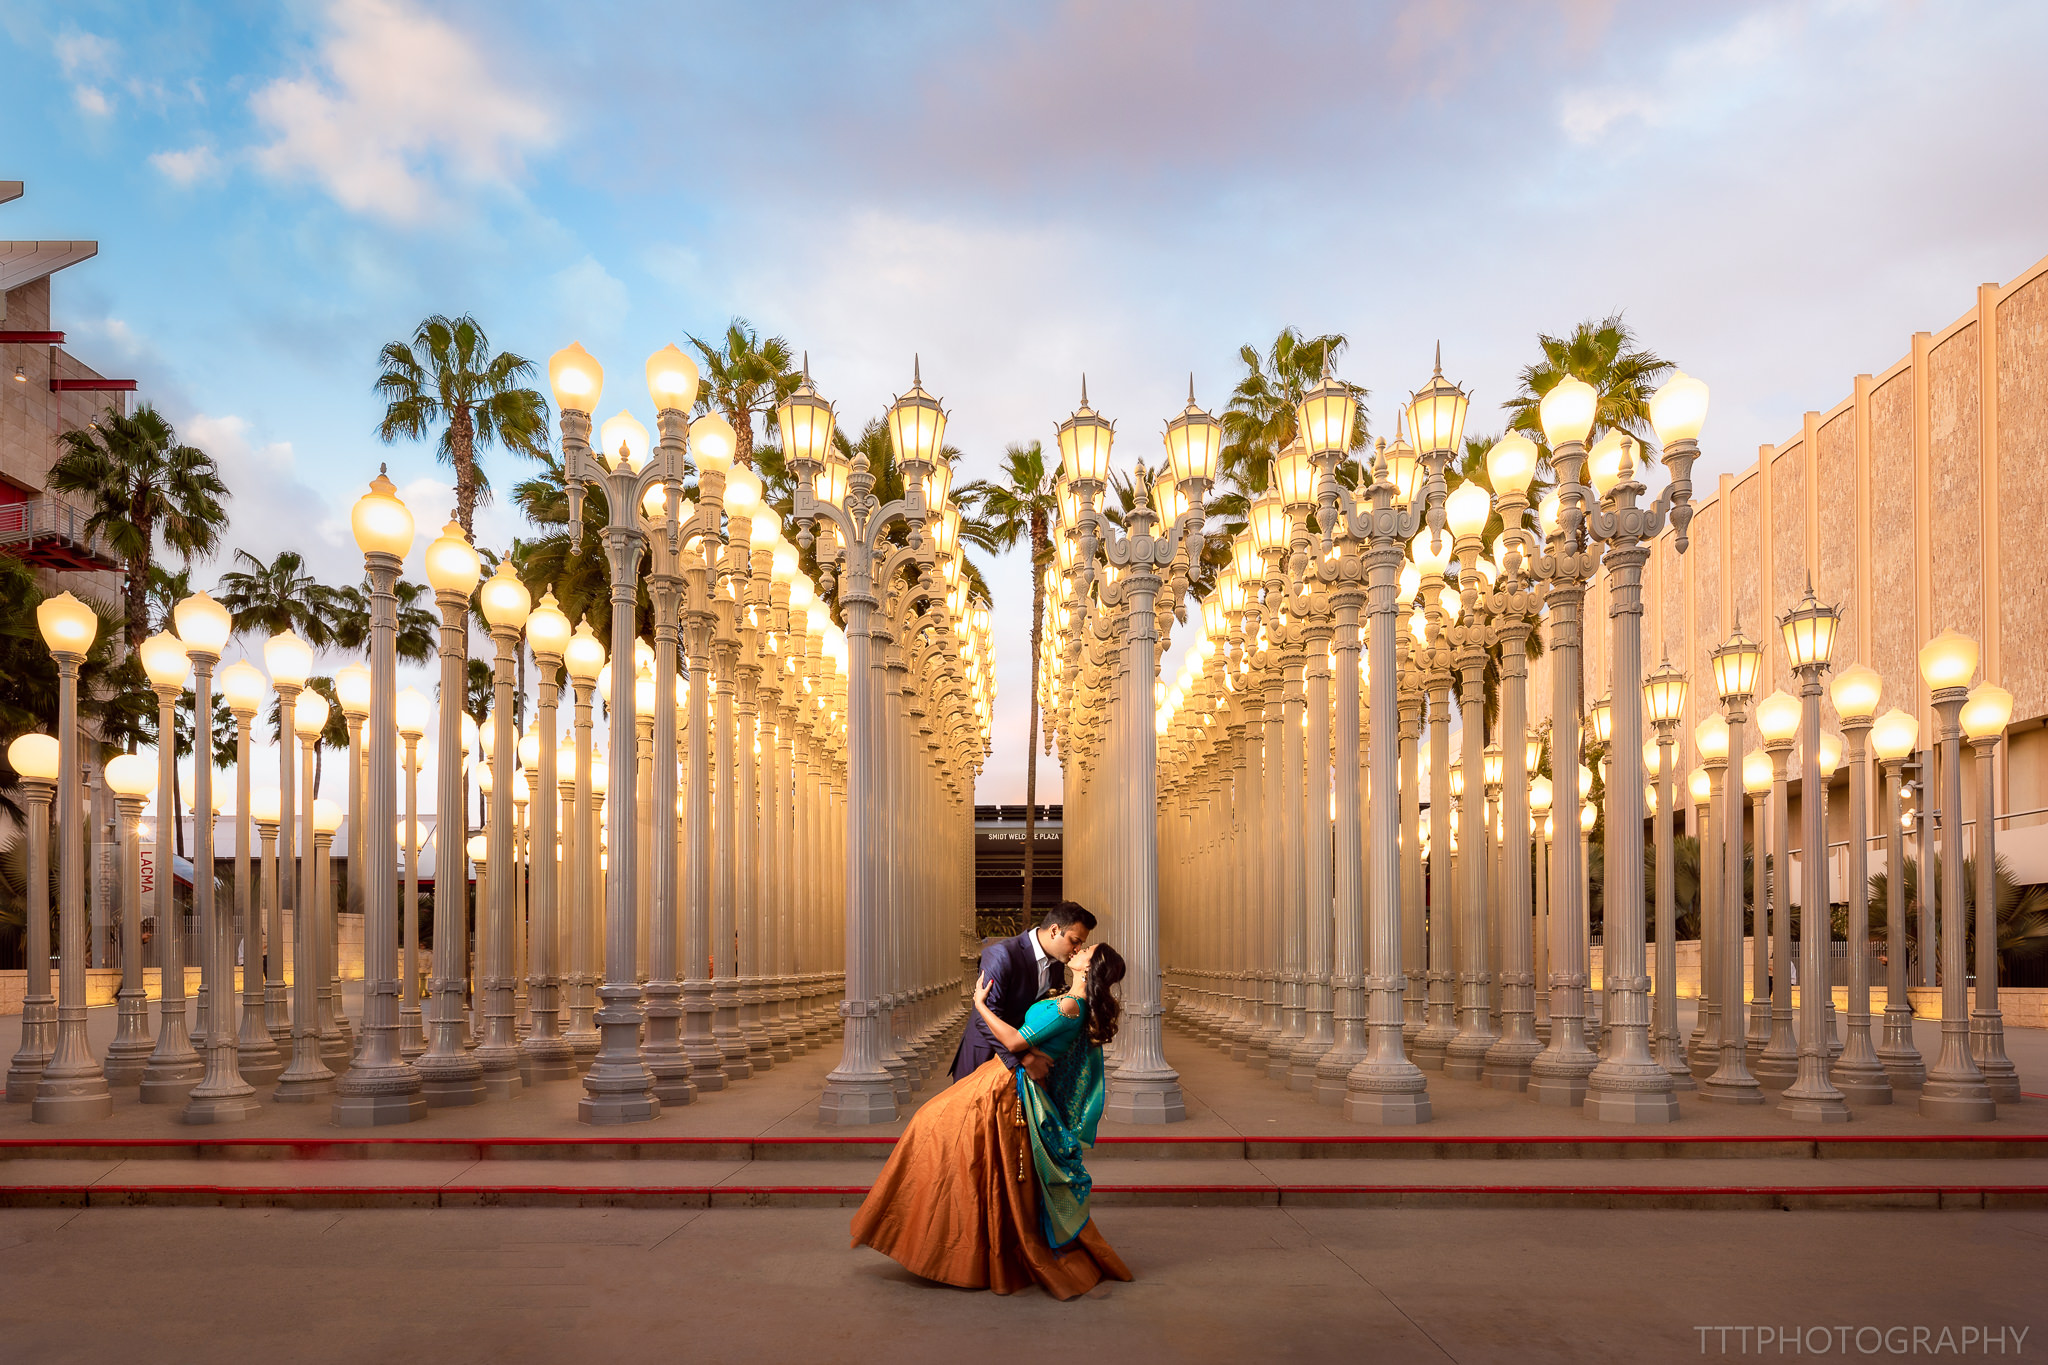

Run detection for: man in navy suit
[[952, 901, 1096, 1083]]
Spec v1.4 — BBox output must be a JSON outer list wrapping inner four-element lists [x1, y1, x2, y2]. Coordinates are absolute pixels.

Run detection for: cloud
[[72, 85, 111, 117], [249, 0, 555, 224], [1557, 7, 1797, 144], [149, 145, 224, 186], [55, 29, 116, 117]]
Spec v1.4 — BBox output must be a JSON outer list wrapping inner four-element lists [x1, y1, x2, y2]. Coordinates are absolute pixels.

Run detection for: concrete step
[[3, 1155, 2043, 1211]]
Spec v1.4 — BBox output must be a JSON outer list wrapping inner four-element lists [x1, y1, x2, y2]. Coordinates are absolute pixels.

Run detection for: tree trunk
[[730, 401, 755, 470], [453, 404, 478, 539], [125, 548, 151, 653], [1021, 511, 1046, 926], [313, 742, 323, 802]]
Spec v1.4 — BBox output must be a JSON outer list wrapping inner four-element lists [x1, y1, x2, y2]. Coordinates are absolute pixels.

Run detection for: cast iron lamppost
[[1701, 621, 1765, 1104], [136, 626, 200, 1104], [1829, 663, 1892, 1103], [102, 753, 158, 1086], [520, 591, 577, 1082], [4, 734, 59, 1100], [1960, 681, 2020, 1102], [274, 686, 336, 1102], [1643, 657, 1693, 1089], [478, 560, 532, 1104], [397, 685, 431, 1059]]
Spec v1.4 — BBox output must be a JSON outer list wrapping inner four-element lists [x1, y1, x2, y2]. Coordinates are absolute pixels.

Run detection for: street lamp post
[[1916, 630, 1995, 1122], [418, 519, 486, 1105], [334, 471, 428, 1125], [4, 735, 59, 1101], [274, 687, 336, 1102], [1688, 739, 1724, 1076], [1644, 658, 1692, 1089], [1778, 583, 1850, 1122], [1870, 707, 1925, 1089], [222, 659, 284, 1085], [1701, 622, 1765, 1105], [1830, 665, 1891, 1104], [136, 627, 200, 1105], [520, 593, 577, 1083], [1960, 683, 2020, 1102], [397, 686, 430, 1060], [103, 753, 158, 1086], [1754, 686, 1801, 1090], [478, 560, 532, 1104]]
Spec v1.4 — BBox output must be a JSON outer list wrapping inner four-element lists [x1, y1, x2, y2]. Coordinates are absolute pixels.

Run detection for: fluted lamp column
[[1869, 707, 1925, 1088], [221, 660, 285, 1084], [1960, 682, 2020, 1102], [273, 687, 336, 1102], [520, 592, 577, 1082], [477, 560, 532, 1103], [5, 735, 60, 1102], [1644, 660, 1694, 1091], [102, 754, 159, 1086], [116, 634, 192, 1090], [1700, 623, 1765, 1105], [397, 687, 430, 1059], [1829, 664, 1892, 1103]]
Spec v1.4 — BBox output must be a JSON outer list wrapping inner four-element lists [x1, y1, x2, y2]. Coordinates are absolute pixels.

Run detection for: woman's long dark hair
[[1085, 944, 1126, 1046]]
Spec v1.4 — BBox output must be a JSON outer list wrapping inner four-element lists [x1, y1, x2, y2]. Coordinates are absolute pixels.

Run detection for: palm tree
[[374, 314, 550, 538], [1501, 314, 1673, 458], [957, 440, 1059, 918], [688, 319, 801, 471], [1218, 331, 1369, 498], [48, 403, 231, 651], [329, 577, 440, 663], [215, 549, 344, 647]]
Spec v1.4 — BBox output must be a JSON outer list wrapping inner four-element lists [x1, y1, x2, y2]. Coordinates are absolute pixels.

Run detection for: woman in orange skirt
[[851, 942, 1133, 1300]]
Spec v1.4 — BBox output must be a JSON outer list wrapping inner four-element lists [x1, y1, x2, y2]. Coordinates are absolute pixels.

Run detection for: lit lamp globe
[[565, 621, 606, 687], [1383, 433, 1421, 504], [105, 752, 157, 800], [1445, 479, 1491, 543], [517, 731, 541, 773], [548, 342, 604, 416], [689, 413, 737, 477], [1918, 629, 1978, 693], [265, 630, 314, 693], [1756, 690, 1801, 746], [425, 520, 482, 597], [250, 788, 282, 826], [1168, 383, 1225, 486], [1248, 491, 1289, 558], [1056, 384, 1115, 490], [1818, 732, 1844, 777], [173, 592, 232, 658], [1585, 430, 1629, 499], [1642, 740, 1661, 776], [593, 664, 612, 704], [886, 362, 948, 485], [1588, 695, 1613, 745], [1743, 750, 1772, 795], [1525, 730, 1543, 773], [1781, 584, 1839, 670], [526, 592, 572, 660], [725, 464, 764, 521], [1580, 801, 1598, 833], [479, 561, 532, 632], [597, 410, 650, 473], [220, 660, 266, 715], [770, 537, 800, 584], [1538, 376, 1598, 449], [1649, 371, 1710, 447], [1831, 663, 1882, 725], [1871, 708, 1919, 762], [1537, 491, 1562, 539], [1485, 434, 1539, 498], [477, 713, 496, 762], [1711, 626, 1763, 704], [294, 689, 330, 740], [459, 713, 479, 761], [313, 799, 342, 836], [1644, 658, 1688, 725], [1405, 356, 1469, 457], [1529, 775, 1553, 815], [334, 662, 372, 720], [1689, 767, 1711, 805], [635, 668, 657, 721], [139, 631, 191, 690], [645, 343, 701, 413], [466, 834, 488, 867], [396, 687, 431, 739], [1644, 782, 1658, 817], [775, 365, 837, 471], [351, 471, 415, 558], [1408, 525, 1453, 580], [1961, 683, 2015, 743], [9, 732, 59, 783], [788, 575, 816, 612], [1274, 440, 1318, 511]]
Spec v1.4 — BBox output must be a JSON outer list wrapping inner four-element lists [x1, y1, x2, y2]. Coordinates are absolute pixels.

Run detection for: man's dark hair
[[1042, 901, 1097, 933]]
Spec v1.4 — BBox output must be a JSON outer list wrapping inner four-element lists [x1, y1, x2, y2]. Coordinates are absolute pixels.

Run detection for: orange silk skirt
[[849, 1059, 1133, 1300]]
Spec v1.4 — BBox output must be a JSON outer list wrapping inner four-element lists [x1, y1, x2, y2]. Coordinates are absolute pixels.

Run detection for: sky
[[4, 0, 2046, 810]]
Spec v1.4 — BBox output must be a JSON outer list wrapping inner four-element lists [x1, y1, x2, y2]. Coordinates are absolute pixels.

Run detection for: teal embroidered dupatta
[[1014, 996, 1107, 1251]]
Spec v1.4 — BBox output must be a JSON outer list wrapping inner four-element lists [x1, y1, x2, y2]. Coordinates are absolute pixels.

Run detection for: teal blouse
[[1014, 994, 1107, 1250]]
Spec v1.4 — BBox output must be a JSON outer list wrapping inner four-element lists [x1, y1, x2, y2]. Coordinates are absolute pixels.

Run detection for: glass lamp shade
[[1580, 801, 1598, 832], [138, 631, 191, 689], [294, 689, 331, 739], [1780, 584, 1840, 670], [219, 659, 266, 713], [466, 834, 488, 865], [787, 575, 816, 611], [1214, 568, 1244, 615], [1689, 767, 1711, 804], [1644, 782, 1658, 817], [334, 662, 372, 718], [724, 463, 764, 519], [517, 730, 541, 773], [1448, 764, 1464, 798], [1538, 376, 1597, 447], [1588, 694, 1613, 744], [1166, 389, 1224, 483], [1231, 533, 1264, 585], [1643, 659, 1689, 724], [1398, 562, 1422, 604], [1577, 763, 1595, 794], [1742, 749, 1773, 794], [597, 410, 650, 473], [1585, 430, 1628, 499], [1529, 774, 1553, 814], [1643, 740, 1661, 775], [1248, 492, 1290, 554], [776, 374, 837, 470], [1831, 663, 1882, 723], [1438, 586, 1462, 621], [927, 456, 956, 509], [814, 453, 851, 510], [480, 561, 532, 630], [805, 600, 832, 638], [1918, 629, 1978, 691], [1755, 689, 1801, 744], [640, 481, 677, 523], [351, 471, 416, 556], [1408, 526, 1453, 578], [1056, 477, 1079, 531], [1274, 441, 1317, 509], [1150, 467, 1188, 523], [1537, 491, 1562, 538], [593, 663, 611, 701], [172, 592, 233, 655], [425, 520, 482, 595], [459, 712, 479, 757], [1445, 479, 1491, 540], [931, 504, 961, 559], [886, 365, 947, 476], [250, 788, 282, 825], [1056, 402, 1116, 491], [1295, 370, 1356, 460], [634, 669, 657, 720], [548, 342, 604, 415], [591, 761, 609, 796], [264, 630, 314, 690], [1649, 370, 1710, 446], [1405, 359, 1469, 456], [556, 741, 577, 780], [1201, 595, 1227, 638], [688, 414, 737, 476], [1485, 433, 1539, 496], [1483, 744, 1504, 788], [770, 537, 800, 584], [1962, 682, 2015, 742], [1525, 731, 1543, 772], [645, 343, 701, 412], [1711, 626, 1763, 703], [104, 752, 157, 799], [1817, 731, 1844, 776], [526, 591, 572, 659], [396, 687, 431, 738], [565, 622, 606, 683], [1871, 707, 1920, 761], [8, 732, 58, 782], [1380, 435, 1421, 506]]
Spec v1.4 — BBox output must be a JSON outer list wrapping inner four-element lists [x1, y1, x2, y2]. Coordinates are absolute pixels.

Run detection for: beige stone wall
[[1997, 273, 2048, 722]]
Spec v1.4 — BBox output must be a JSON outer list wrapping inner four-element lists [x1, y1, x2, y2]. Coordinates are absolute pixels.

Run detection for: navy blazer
[[952, 930, 1062, 1080]]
